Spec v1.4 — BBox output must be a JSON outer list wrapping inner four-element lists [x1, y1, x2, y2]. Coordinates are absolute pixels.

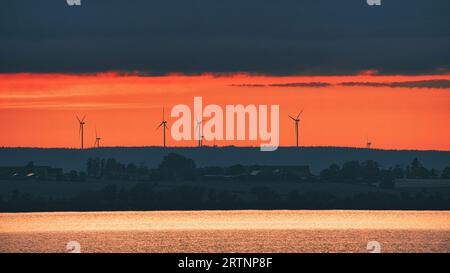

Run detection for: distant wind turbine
[[156, 108, 168, 147], [94, 127, 102, 148], [366, 137, 372, 149], [289, 110, 303, 147], [196, 117, 203, 147], [76, 115, 86, 149]]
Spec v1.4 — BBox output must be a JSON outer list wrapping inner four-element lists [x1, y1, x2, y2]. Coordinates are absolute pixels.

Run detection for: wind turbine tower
[[94, 128, 102, 148], [289, 110, 303, 147], [76, 115, 86, 149], [196, 118, 203, 147], [156, 108, 168, 147]]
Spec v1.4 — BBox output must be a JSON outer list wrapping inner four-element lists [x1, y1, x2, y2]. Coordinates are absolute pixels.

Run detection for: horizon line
[[1, 145, 450, 153]]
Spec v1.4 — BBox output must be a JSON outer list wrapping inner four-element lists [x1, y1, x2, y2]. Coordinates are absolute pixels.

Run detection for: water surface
[[1, 210, 449, 253]]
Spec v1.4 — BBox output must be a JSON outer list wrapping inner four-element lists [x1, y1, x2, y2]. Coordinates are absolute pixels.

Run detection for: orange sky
[[0, 73, 449, 150]]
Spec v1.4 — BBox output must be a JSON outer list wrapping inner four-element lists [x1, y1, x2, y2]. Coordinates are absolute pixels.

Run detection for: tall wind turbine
[[196, 118, 203, 147], [289, 110, 303, 147], [76, 115, 86, 149], [156, 108, 168, 147], [94, 127, 102, 148]]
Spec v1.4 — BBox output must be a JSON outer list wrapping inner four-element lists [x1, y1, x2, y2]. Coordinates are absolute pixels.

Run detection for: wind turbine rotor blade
[[296, 110, 304, 119], [76, 115, 81, 123], [196, 117, 201, 129], [156, 123, 163, 130], [289, 115, 296, 121], [81, 115, 86, 122]]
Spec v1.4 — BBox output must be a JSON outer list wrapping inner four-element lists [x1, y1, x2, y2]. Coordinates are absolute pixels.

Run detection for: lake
[[1, 210, 449, 253]]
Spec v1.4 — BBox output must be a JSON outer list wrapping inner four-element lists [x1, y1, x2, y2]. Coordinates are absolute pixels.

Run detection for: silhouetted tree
[[127, 163, 137, 173], [361, 160, 380, 180], [442, 167, 450, 179], [392, 165, 405, 179], [86, 158, 101, 177], [101, 158, 126, 179], [340, 160, 361, 179], [158, 153, 196, 181], [320, 164, 340, 180], [126, 163, 138, 179], [406, 158, 431, 179], [430, 168, 438, 178]]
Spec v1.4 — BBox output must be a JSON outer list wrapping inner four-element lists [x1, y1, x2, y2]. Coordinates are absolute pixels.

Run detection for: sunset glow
[[1, 73, 449, 150]]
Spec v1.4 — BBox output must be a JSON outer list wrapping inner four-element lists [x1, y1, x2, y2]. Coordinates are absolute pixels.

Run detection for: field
[[2, 178, 450, 201]]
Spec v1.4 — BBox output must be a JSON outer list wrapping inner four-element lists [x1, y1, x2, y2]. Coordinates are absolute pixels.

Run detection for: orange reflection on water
[[1, 210, 450, 233]]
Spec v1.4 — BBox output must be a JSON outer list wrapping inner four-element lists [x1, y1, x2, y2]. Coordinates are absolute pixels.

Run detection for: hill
[[1, 146, 449, 174]]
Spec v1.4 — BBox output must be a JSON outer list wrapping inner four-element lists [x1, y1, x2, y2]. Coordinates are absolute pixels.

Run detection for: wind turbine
[[366, 137, 372, 149], [196, 117, 203, 147], [76, 115, 86, 149], [196, 118, 202, 147], [156, 108, 168, 147], [94, 127, 102, 148], [289, 110, 303, 147]]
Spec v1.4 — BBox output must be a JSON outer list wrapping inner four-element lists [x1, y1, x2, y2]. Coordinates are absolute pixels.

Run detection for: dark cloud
[[231, 82, 331, 88], [230, 84, 268, 88], [340, 80, 450, 89], [269, 82, 331, 88], [231, 80, 450, 89], [1, 0, 449, 75]]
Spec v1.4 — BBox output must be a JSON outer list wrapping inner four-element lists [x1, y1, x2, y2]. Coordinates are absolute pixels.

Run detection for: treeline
[[319, 158, 450, 189], [319, 157, 449, 181], [84, 153, 305, 182], [82, 154, 450, 183], [1, 183, 449, 212], [3, 153, 449, 184]]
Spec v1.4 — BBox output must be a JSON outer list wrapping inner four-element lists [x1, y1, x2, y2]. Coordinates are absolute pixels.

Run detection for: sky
[[0, 0, 449, 150]]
